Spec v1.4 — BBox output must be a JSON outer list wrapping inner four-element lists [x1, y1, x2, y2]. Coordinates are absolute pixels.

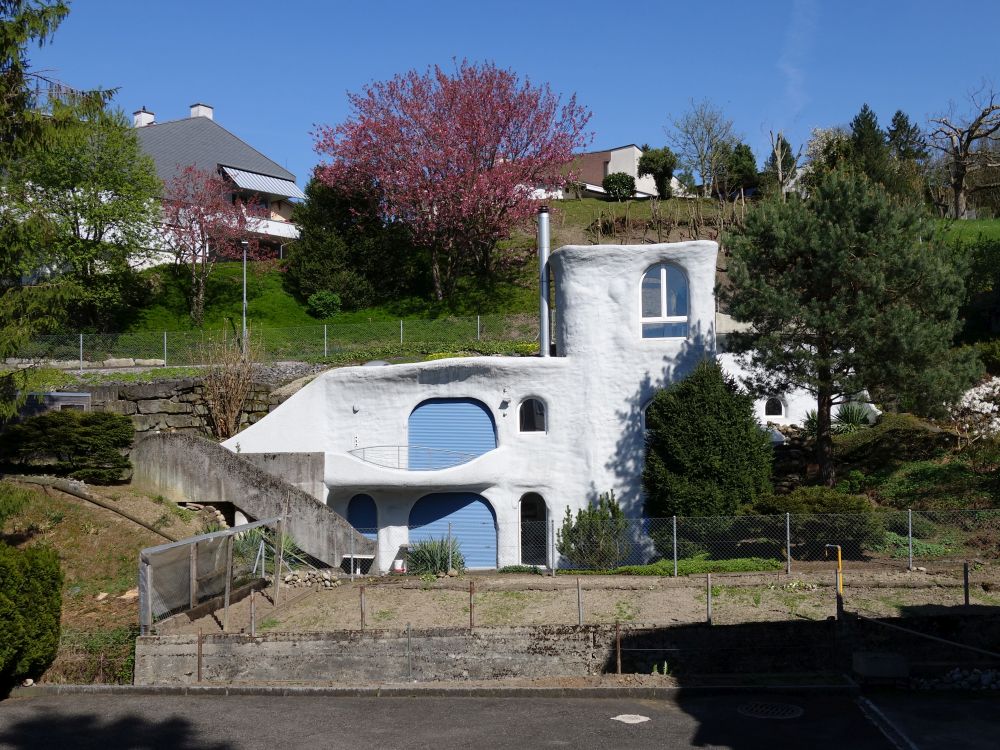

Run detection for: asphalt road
[[0, 692, 895, 750]]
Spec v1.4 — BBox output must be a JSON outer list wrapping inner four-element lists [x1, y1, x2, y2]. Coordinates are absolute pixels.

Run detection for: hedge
[[0, 542, 62, 683]]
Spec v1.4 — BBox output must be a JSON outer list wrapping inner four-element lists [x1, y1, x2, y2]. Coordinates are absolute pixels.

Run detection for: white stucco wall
[[224, 241, 719, 571], [607, 145, 658, 197]]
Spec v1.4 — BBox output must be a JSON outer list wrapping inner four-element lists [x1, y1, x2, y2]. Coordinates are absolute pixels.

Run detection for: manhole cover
[[737, 702, 804, 720]]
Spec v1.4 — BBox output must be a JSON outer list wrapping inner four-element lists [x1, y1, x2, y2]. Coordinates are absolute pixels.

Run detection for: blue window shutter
[[408, 399, 497, 469]]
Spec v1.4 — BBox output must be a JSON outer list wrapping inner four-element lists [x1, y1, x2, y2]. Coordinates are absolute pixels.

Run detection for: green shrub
[[833, 402, 872, 434], [872, 531, 956, 559], [557, 491, 630, 569], [0, 482, 32, 525], [406, 537, 464, 575], [834, 412, 956, 473], [0, 542, 62, 683], [973, 340, 1000, 376], [497, 565, 543, 575], [561, 554, 781, 576], [755, 486, 885, 558], [306, 290, 342, 318], [643, 361, 772, 521], [0, 410, 133, 484], [602, 172, 636, 201]]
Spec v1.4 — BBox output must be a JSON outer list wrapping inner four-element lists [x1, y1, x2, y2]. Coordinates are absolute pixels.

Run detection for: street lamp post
[[241, 240, 248, 356]]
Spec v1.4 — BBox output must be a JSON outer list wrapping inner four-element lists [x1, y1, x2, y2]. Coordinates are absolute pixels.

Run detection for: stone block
[[122, 382, 177, 400], [137, 399, 192, 415], [104, 399, 137, 415], [103, 357, 136, 368], [164, 414, 204, 429], [135, 359, 166, 367], [132, 414, 168, 432]]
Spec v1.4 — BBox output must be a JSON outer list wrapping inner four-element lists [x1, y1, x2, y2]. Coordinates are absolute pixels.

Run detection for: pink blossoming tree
[[160, 165, 268, 326], [313, 60, 591, 300]]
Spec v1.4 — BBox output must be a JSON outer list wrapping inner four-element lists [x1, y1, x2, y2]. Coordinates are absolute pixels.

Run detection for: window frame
[[640, 263, 690, 339], [764, 397, 785, 418], [518, 397, 548, 434]]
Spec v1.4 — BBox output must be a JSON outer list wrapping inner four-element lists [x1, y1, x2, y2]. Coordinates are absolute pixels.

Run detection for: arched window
[[519, 398, 546, 432], [764, 397, 784, 417], [641, 263, 689, 338]]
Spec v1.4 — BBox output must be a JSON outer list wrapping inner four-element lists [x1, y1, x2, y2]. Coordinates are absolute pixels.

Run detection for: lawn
[[944, 217, 1000, 243]]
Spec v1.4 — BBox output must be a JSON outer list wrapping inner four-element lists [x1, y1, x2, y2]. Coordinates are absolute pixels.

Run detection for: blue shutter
[[409, 493, 497, 569], [347, 494, 377, 540], [408, 398, 497, 469]]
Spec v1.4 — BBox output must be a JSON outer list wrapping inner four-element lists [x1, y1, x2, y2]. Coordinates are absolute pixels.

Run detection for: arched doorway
[[519, 493, 547, 566], [409, 493, 497, 569], [347, 493, 377, 540]]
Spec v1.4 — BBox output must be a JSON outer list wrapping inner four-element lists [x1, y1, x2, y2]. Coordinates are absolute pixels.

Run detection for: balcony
[[348, 445, 480, 471]]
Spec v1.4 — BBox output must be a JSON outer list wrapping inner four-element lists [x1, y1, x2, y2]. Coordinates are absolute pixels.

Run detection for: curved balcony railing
[[348, 445, 481, 471]]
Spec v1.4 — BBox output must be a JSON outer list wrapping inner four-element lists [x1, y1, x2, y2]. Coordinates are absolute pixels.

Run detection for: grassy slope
[[127, 206, 1000, 335]]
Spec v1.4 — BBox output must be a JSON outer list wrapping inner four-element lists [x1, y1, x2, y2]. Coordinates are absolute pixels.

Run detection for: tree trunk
[[430, 248, 444, 301], [951, 162, 968, 219], [816, 382, 835, 487], [190, 266, 205, 328]]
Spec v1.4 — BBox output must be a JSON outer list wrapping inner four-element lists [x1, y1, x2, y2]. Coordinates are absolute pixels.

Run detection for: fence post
[[78, 333, 84, 373], [577, 577, 583, 626], [350, 529, 355, 582], [907, 509, 914, 571], [706, 573, 713, 626], [163, 331, 168, 367], [189, 544, 198, 610], [964, 562, 971, 607], [447, 522, 453, 573], [407, 622, 413, 679], [672, 516, 678, 577], [139, 559, 151, 636], [786, 512, 792, 575], [836, 570, 844, 620], [477, 315, 481, 341], [196, 629, 203, 683], [250, 590, 256, 637], [469, 580, 475, 629], [360, 585, 366, 630], [615, 621, 622, 674], [222, 535, 234, 632], [551, 519, 558, 577], [323, 324, 328, 358], [274, 517, 285, 606], [400, 319, 403, 344]]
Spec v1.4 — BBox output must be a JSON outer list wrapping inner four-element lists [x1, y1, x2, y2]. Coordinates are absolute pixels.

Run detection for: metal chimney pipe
[[537, 206, 551, 357]]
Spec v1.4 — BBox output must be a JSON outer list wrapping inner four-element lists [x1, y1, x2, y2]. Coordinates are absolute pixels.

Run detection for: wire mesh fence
[[12, 314, 540, 369], [538, 509, 1000, 574]]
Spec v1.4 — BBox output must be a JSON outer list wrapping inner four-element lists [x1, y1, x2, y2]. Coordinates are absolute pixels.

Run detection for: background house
[[133, 103, 304, 253], [542, 144, 689, 200]]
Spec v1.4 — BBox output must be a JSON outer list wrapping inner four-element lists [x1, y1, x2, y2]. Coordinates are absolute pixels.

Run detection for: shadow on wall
[[604, 327, 715, 513], [0, 711, 235, 750]]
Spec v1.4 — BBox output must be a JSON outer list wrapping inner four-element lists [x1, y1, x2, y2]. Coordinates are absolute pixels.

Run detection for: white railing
[[348, 445, 480, 471]]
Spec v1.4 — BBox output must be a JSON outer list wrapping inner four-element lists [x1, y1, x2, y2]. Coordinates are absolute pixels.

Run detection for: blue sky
[[31, 0, 1000, 186]]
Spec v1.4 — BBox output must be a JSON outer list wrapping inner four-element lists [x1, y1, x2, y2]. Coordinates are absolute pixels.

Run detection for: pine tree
[[722, 169, 979, 486]]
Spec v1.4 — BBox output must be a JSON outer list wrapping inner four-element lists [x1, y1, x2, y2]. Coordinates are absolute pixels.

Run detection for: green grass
[[559, 553, 782, 577], [944, 218, 1000, 243]]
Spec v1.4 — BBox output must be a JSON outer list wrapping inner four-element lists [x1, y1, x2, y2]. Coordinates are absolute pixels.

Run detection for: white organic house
[[223, 225, 811, 572]]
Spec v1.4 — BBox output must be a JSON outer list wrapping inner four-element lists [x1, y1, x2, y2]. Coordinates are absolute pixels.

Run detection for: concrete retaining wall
[[130, 433, 373, 567], [239, 452, 326, 503], [135, 626, 610, 685]]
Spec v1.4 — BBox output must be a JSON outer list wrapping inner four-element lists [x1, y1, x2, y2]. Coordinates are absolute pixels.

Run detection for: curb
[[12, 681, 860, 700]]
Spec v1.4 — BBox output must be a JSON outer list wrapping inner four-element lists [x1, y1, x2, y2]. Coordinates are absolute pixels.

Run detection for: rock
[[96, 592, 108, 601], [322, 571, 331, 581], [134, 359, 166, 367], [447, 569, 458, 577], [102, 357, 136, 368], [137, 399, 192, 415], [118, 588, 139, 601], [284, 574, 295, 583], [103, 400, 137, 415], [21, 678, 33, 687], [915, 566, 927, 572]]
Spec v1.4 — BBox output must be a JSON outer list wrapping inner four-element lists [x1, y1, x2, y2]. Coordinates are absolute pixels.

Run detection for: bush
[[755, 486, 885, 558], [306, 290, 342, 318], [973, 340, 1000, 376], [406, 537, 464, 575], [557, 491, 630, 569], [643, 361, 773, 519], [0, 542, 62, 683], [602, 172, 636, 201], [833, 402, 872, 434], [834, 412, 956, 473], [0, 410, 133, 483]]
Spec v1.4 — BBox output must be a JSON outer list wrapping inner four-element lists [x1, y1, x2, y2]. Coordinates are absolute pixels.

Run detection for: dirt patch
[[161, 566, 1000, 636]]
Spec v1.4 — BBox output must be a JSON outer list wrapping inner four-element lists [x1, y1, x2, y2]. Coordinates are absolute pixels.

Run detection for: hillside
[[123, 207, 1000, 335], [0, 481, 210, 683]]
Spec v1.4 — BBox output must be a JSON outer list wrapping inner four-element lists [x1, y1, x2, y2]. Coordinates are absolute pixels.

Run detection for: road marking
[[611, 714, 650, 724], [857, 697, 920, 750]]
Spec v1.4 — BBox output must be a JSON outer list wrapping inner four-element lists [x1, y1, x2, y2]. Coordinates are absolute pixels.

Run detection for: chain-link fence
[[12, 314, 540, 369], [535, 509, 1000, 574]]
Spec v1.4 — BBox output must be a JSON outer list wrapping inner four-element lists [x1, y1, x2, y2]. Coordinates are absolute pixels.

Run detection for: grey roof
[[222, 166, 305, 200], [135, 116, 297, 187]]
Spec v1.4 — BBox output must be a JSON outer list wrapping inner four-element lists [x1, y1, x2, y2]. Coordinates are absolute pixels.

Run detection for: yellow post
[[825, 544, 843, 594]]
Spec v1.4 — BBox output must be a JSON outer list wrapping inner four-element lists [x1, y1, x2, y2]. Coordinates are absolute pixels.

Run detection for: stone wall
[[85, 378, 280, 438]]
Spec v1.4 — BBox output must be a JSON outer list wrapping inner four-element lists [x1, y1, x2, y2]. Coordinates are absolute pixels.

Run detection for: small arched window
[[764, 397, 784, 417], [519, 398, 546, 432], [641, 263, 689, 338]]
